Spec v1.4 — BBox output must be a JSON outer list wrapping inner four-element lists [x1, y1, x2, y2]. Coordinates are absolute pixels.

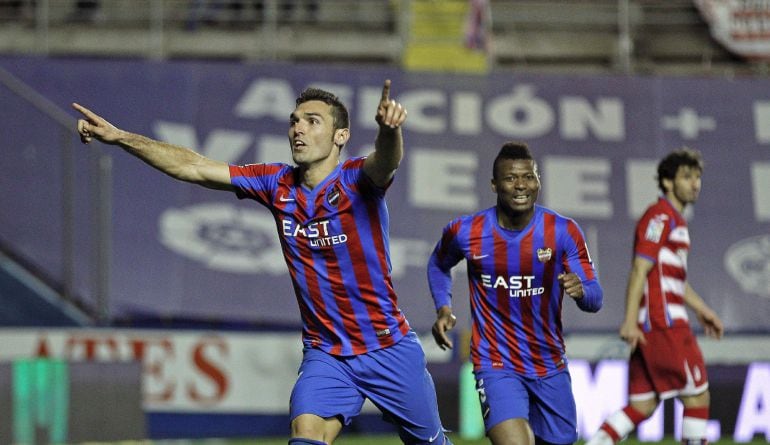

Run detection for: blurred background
[[0, 0, 769, 443]]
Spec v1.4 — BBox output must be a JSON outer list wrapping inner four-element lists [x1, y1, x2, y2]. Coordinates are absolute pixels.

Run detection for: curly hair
[[657, 147, 703, 193]]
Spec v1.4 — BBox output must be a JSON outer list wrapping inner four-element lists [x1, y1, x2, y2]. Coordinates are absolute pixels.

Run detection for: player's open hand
[[73, 103, 122, 145], [375, 79, 407, 129], [432, 306, 457, 350], [558, 272, 584, 300]]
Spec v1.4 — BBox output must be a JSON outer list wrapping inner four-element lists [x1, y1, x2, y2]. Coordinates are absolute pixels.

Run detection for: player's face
[[492, 158, 540, 215], [668, 165, 702, 206], [289, 100, 343, 166]]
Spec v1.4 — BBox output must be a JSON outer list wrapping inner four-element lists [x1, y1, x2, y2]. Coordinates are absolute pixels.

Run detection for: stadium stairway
[[0, 250, 91, 327]]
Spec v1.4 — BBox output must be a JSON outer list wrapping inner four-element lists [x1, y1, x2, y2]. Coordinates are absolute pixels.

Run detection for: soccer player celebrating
[[74, 80, 452, 445], [586, 148, 723, 445], [427, 141, 603, 445]]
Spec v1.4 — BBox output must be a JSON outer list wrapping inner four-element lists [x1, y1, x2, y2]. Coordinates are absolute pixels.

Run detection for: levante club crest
[[537, 247, 552, 263]]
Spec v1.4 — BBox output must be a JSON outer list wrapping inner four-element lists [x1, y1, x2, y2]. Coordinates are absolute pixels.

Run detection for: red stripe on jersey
[[660, 263, 686, 281], [471, 215, 504, 369], [566, 220, 595, 280], [308, 189, 367, 354], [228, 164, 284, 202], [645, 264, 667, 328], [294, 236, 341, 355], [339, 200, 395, 351], [635, 198, 691, 331], [365, 192, 407, 341], [325, 248, 368, 355], [492, 228, 526, 373], [344, 157, 366, 170], [542, 213, 563, 371], [470, 315, 483, 368], [519, 227, 547, 376], [314, 185, 374, 354]]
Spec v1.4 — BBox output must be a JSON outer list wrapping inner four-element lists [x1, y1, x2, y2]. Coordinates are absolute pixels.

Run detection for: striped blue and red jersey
[[428, 205, 602, 377], [634, 196, 691, 332], [229, 157, 410, 356]]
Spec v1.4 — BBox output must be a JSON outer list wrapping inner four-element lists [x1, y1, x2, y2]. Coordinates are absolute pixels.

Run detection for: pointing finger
[[381, 79, 391, 102], [72, 102, 98, 121]]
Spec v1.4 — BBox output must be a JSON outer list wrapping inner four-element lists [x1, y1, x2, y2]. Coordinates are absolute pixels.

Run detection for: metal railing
[[0, 65, 110, 324], [0, 0, 756, 74]]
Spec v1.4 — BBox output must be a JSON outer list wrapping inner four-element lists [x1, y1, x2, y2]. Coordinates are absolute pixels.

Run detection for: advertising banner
[[0, 328, 768, 440], [0, 56, 768, 334], [695, 0, 770, 59]]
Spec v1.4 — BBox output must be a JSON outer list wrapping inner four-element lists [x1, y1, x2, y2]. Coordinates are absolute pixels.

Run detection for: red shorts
[[627, 326, 709, 402]]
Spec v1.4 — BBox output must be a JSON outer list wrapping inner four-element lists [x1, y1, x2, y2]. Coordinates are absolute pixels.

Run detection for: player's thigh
[[488, 418, 535, 445], [290, 349, 365, 426], [628, 347, 656, 400], [474, 369, 530, 432], [360, 332, 445, 443], [637, 328, 709, 398], [527, 370, 578, 444]]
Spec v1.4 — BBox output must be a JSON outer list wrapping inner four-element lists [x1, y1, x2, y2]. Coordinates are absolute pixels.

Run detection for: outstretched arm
[[73, 103, 233, 191], [684, 283, 724, 339], [363, 79, 407, 187]]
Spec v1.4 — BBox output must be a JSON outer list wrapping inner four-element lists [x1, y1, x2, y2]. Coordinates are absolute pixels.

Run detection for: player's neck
[[298, 155, 340, 189], [665, 192, 687, 214], [497, 207, 533, 231]]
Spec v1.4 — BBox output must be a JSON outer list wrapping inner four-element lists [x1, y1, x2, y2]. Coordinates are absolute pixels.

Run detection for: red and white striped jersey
[[634, 196, 691, 332]]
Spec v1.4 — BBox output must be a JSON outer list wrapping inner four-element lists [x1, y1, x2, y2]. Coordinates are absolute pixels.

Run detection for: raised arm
[[73, 103, 233, 191], [363, 79, 407, 187]]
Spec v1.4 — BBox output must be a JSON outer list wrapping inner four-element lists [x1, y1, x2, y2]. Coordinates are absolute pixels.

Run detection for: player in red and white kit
[[586, 148, 724, 445]]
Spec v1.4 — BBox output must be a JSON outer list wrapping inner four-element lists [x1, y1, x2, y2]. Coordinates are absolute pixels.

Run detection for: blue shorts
[[474, 368, 577, 444], [290, 331, 447, 444]]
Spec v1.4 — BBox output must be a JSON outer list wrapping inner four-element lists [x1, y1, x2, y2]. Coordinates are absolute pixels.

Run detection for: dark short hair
[[493, 141, 536, 179], [657, 147, 704, 193], [296, 87, 350, 132]]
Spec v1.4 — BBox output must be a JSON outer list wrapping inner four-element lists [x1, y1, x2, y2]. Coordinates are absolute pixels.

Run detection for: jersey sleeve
[[427, 219, 465, 311], [633, 209, 670, 263], [229, 163, 283, 207], [561, 218, 603, 312], [340, 157, 391, 199]]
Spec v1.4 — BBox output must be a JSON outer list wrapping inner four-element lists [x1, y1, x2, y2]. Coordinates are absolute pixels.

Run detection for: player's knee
[[290, 415, 325, 441], [682, 389, 710, 407], [630, 398, 659, 418]]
